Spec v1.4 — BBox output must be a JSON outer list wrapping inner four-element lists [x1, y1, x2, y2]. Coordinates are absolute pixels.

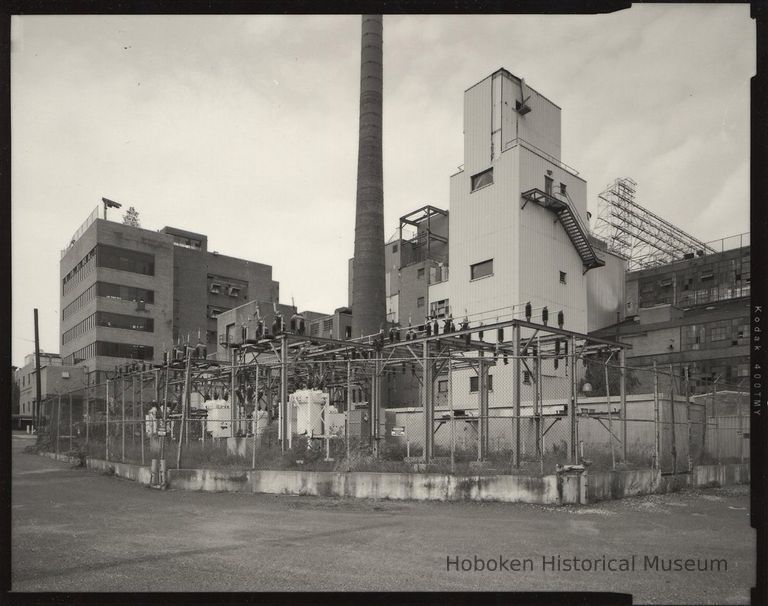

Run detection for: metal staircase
[[521, 188, 605, 272]]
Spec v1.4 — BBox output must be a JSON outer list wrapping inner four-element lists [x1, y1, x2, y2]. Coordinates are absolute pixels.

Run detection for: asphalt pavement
[[11, 432, 755, 602]]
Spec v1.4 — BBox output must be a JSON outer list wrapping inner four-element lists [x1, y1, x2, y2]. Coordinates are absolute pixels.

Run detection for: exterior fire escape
[[521, 188, 605, 272]]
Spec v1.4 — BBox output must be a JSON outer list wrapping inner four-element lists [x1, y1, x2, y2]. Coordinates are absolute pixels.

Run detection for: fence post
[[177, 352, 192, 469], [652, 361, 660, 470], [121, 376, 126, 463], [449, 356, 455, 473], [280, 335, 288, 451], [69, 392, 73, 452], [56, 394, 61, 455], [423, 341, 433, 464], [140, 369, 145, 466], [738, 390, 745, 464], [106, 379, 110, 461], [619, 348, 627, 463], [536, 335, 543, 474], [684, 368, 692, 471], [346, 359, 352, 471], [478, 357, 488, 461], [668, 365, 677, 475], [713, 380, 719, 463], [514, 325, 522, 467], [570, 335, 577, 464], [85, 382, 90, 448], [604, 359, 615, 470], [252, 361, 259, 470]]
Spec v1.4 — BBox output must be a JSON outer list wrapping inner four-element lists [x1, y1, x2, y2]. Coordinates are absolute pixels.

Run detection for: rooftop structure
[[593, 177, 718, 271]]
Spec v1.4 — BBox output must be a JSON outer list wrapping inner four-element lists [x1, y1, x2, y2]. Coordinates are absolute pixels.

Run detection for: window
[[210, 283, 221, 294], [559, 271, 567, 284], [523, 371, 531, 385], [228, 286, 241, 297], [700, 271, 714, 282], [559, 182, 567, 195], [392, 244, 398, 253], [469, 375, 493, 392], [417, 268, 425, 280], [96, 311, 154, 333], [470, 168, 494, 191], [417, 297, 425, 308], [438, 380, 448, 393], [97, 245, 154, 276], [95, 341, 154, 360], [470, 259, 494, 280], [545, 176, 554, 196], [97, 282, 155, 305], [430, 299, 450, 319], [344, 326, 352, 339]]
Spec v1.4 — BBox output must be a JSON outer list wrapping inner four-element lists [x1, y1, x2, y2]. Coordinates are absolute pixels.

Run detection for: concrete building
[[591, 243, 751, 393], [215, 300, 297, 360], [60, 207, 279, 382], [306, 307, 354, 341], [15, 352, 86, 428]]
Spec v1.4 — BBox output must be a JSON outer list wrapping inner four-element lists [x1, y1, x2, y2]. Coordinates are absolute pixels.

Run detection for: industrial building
[[15, 351, 86, 429], [59, 205, 280, 382], [590, 238, 751, 393]]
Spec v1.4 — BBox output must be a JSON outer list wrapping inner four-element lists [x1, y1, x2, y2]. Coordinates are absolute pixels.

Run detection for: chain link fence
[[33, 353, 750, 476]]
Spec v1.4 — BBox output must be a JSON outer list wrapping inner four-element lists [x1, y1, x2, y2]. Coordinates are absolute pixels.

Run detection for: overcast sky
[[11, 7, 754, 367]]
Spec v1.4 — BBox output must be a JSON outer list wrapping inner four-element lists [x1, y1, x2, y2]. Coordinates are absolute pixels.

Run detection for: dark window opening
[[471, 259, 494, 280], [471, 168, 494, 191], [559, 271, 567, 284]]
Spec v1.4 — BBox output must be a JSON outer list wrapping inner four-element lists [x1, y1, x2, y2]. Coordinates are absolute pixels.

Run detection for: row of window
[[62, 247, 97, 295], [98, 282, 155, 305], [62, 312, 155, 345], [62, 313, 97, 345], [64, 341, 154, 364], [98, 244, 155, 276], [681, 317, 750, 350], [62, 284, 96, 321], [63, 282, 156, 321]]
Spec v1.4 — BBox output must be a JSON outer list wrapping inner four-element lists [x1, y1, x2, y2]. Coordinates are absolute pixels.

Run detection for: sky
[[11, 7, 754, 367]]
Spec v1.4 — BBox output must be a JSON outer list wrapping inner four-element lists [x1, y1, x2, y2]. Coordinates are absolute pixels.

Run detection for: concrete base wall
[[586, 464, 750, 504], [85, 457, 152, 485], [165, 469, 564, 504], [33, 451, 749, 506]]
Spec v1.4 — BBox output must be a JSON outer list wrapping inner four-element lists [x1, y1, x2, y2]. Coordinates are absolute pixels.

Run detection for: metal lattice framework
[[593, 177, 716, 271]]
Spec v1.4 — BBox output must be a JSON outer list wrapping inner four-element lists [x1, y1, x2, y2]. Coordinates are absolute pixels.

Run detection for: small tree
[[122, 206, 140, 227]]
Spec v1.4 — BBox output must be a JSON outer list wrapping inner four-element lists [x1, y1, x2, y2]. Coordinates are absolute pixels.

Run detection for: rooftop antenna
[[102, 197, 122, 220]]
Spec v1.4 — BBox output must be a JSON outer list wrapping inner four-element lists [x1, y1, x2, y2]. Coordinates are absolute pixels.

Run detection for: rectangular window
[[523, 371, 531, 385], [392, 244, 398, 253], [209, 283, 221, 294], [97, 244, 155, 276], [559, 271, 567, 284], [559, 182, 567, 195], [469, 375, 493, 392], [96, 311, 154, 333], [228, 286, 241, 297], [470, 168, 493, 191], [96, 282, 155, 305], [417, 268, 425, 280], [545, 176, 554, 196], [95, 341, 154, 360], [417, 297, 425, 308], [470, 259, 494, 280], [438, 380, 448, 393]]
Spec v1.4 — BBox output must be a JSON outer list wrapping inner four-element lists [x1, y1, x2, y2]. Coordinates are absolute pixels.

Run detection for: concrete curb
[[33, 451, 749, 505]]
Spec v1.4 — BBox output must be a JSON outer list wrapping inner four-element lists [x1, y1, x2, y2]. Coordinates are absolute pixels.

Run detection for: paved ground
[[11, 432, 754, 603]]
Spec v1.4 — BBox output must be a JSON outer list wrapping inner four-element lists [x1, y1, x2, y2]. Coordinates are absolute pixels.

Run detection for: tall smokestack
[[351, 15, 386, 339]]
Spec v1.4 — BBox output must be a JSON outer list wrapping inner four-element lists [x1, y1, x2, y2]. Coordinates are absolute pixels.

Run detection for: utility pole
[[33, 309, 42, 432]]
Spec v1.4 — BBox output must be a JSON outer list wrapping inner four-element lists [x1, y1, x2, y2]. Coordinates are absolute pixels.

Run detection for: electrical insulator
[[497, 328, 504, 343], [558, 310, 564, 329], [525, 301, 532, 322], [542, 307, 549, 326]]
